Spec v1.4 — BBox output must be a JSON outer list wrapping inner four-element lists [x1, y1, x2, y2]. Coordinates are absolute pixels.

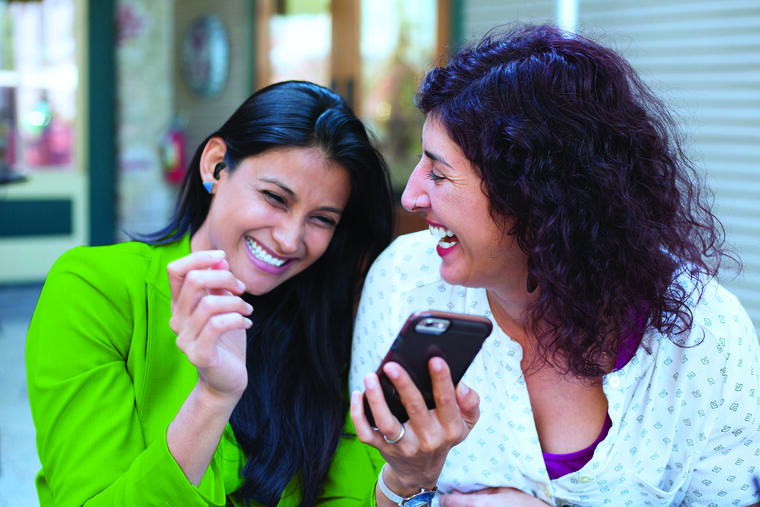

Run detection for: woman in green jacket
[[26, 81, 393, 506]]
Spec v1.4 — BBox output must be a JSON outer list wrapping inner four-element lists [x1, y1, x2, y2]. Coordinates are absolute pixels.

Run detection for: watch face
[[403, 491, 437, 507]]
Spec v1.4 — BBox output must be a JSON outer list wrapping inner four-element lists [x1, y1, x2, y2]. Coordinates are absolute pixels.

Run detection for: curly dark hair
[[416, 24, 737, 378]]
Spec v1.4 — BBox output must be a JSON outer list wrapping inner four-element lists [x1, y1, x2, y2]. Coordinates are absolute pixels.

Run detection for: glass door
[[359, 0, 436, 192], [0, 0, 86, 283], [257, 0, 445, 235]]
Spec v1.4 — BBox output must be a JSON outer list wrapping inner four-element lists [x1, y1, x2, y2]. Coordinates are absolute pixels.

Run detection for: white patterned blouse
[[349, 230, 760, 506]]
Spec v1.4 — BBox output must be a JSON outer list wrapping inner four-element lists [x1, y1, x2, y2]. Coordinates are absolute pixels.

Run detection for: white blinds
[[464, 0, 555, 42], [463, 0, 760, 334]]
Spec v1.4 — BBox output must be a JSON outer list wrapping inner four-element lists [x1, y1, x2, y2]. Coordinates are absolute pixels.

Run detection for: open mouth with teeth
[[245, 236, 290, 271], [429, 224, 458, 251]]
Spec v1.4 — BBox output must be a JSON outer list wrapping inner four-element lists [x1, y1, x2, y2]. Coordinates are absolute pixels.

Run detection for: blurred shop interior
[[0, 0, 758, 334]]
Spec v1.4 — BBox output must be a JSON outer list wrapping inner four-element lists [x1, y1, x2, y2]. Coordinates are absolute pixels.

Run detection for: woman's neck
[[487, 286, 619, 376], [486, 288, 531, 349]]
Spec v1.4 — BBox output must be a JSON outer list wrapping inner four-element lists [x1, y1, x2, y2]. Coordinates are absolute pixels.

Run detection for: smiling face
[[401, 116, 527, 293], [192, 142, 351, 295]]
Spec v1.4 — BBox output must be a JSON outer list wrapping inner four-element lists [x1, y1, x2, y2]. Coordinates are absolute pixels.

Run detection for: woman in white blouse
[[350, 24, 760, 507]]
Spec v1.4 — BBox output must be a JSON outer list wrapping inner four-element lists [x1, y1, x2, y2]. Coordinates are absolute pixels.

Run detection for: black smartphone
[[363, 310, 493, 427]]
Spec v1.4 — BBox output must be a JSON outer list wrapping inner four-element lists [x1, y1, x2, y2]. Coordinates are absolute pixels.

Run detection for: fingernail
[[364, 374, 377, 389], [209, 250, 225, 259], [459, 383, 470, 396], [350, 392, 361, 414], [237, 280, 246, 291], [384, 363, 400, 378], [246, 303, 254, 314], [431, 357, 445, 371]]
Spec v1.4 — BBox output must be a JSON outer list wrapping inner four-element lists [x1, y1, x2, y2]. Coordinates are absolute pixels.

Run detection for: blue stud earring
[[203, 181, 214, 194]]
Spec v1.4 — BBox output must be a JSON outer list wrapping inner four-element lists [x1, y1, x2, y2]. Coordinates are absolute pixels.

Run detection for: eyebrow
[[261, 178, 344, 215], [423, 149, 454, 169], [262, 178, 296, 198]]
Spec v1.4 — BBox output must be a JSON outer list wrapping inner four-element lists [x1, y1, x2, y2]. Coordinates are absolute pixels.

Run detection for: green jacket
[[26, 236, 383, 506]]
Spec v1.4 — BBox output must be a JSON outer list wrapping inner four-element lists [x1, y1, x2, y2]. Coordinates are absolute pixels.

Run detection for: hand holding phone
[[363, 310, 492, 427]]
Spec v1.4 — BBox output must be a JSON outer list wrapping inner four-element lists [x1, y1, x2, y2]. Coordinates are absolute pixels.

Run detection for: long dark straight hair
[[138, 81, 394, 505]]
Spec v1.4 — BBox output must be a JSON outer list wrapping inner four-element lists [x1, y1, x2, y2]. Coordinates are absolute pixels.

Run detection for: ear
[[199, 136, 228, 184]]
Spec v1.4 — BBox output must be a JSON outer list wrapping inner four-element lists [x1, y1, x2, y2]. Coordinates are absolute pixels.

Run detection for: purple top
[[542, 328, 640, 479], [543, 413, 612, 479]]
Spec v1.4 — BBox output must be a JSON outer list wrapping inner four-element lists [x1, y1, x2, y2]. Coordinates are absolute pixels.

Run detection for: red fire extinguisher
[[161, 118, 187, 185]]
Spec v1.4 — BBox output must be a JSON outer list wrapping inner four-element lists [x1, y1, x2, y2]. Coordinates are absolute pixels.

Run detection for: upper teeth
[[429, 225, 454, 240], [246, 238, 286, 267]]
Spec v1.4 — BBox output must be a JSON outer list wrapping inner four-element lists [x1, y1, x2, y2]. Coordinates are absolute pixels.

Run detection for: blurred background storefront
[[0, 0, 758, 332]]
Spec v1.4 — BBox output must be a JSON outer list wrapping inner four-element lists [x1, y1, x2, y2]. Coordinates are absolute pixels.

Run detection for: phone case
[[364, 310, 493, 427]]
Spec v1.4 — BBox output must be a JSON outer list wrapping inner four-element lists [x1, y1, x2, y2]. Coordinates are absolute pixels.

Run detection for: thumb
[[456, 382, 480, 429], [437, 492, 464, 507]]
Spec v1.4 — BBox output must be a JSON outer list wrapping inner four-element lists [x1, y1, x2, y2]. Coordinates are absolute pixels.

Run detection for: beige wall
[[115, 0, 175, 239], [115, 0, 254, 239], [173, 1, 253, 164]]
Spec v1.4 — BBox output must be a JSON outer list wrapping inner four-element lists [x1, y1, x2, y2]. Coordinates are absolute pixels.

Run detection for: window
[[0, 0, 77, 175]]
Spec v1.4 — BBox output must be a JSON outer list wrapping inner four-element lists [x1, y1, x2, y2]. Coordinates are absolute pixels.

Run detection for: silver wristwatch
[[378, 465, 439, 506]]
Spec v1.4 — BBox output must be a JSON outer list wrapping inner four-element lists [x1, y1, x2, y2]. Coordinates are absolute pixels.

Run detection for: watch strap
[[377, 465, 404, 504], [378, 464, 438, 506]]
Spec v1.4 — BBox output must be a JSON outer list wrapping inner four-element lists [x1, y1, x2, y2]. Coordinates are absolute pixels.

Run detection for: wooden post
[[254, 0, 273, 90], [436, 0, 451, 63], [330, 0, 360, 112]]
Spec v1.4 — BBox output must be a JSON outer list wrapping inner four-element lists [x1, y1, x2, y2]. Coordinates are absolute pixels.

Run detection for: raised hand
[[351, 357, 480, 501], [167, 250, 253, 400]]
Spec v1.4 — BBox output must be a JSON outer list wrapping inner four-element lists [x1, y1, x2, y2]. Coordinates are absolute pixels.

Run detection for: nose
[[400, 161, 430, 212], [272, 215, 304, 255]]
